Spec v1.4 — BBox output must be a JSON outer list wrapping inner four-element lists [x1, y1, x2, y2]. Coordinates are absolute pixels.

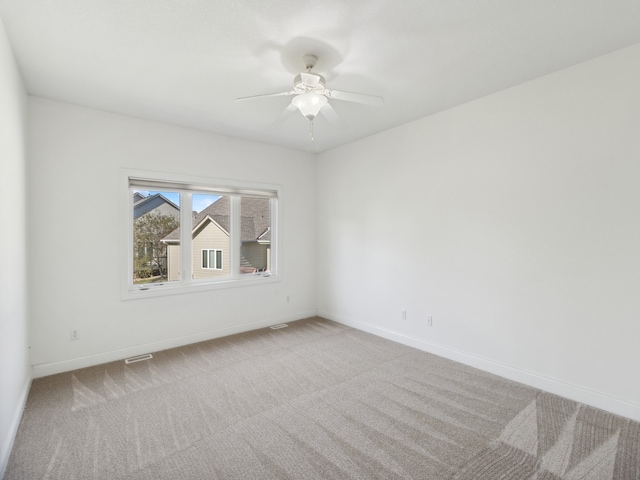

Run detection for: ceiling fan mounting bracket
[[303, 54, 318, 71]]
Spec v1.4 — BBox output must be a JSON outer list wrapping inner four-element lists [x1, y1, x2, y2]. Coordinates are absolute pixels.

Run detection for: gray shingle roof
[[162, 196, 271, 243]]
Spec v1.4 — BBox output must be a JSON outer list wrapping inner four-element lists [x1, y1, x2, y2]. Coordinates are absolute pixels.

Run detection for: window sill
[[122, 273, 280, 300]]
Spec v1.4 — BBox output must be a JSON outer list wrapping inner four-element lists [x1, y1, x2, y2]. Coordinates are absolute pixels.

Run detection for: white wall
[[0, 16, 29, 478], [317, 43, 640, 421], [28, 98, 317, 376]]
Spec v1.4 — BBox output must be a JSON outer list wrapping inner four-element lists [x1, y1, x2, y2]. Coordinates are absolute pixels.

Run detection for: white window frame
[[122, 169, 280, 300], [202, 249, 223, 270]]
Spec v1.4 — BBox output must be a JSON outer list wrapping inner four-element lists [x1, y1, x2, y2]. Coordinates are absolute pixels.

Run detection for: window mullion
[[270, 197, 277, 276], [230, 195, 241, 279], [180, 192, 193, 283]]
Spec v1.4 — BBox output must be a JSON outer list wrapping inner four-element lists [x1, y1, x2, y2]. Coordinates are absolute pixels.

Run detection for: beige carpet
[[5, 317, 640, 479]]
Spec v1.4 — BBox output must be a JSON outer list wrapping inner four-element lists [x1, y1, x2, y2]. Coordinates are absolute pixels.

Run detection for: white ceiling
[[1, 0, 640, 153]]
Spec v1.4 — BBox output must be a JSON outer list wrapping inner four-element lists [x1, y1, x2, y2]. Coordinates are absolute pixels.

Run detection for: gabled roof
[[133, 192, 147, 204], [162, 196, 271, 243], [257, 227, 271, 244], [133, 193, 180, 220]]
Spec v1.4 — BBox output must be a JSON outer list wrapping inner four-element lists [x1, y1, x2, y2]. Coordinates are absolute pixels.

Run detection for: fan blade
[[319, 103, 347, 127], [300, 72, 321, 88], [271, 103, 298, 127], [326, 89, 384, 106], [235, 91, 295, 102]]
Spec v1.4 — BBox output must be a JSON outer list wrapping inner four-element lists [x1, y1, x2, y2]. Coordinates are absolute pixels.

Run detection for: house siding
[[133, 195, 179, 220], [240, 242, 269, 271], [167, 244, 180, 281], [192, 221, 230, 279], [153, 202, 180, 218]]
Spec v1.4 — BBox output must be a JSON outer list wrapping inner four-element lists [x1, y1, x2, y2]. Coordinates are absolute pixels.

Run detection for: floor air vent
[[270, 324, 288, 330], [125, 353, 153, 364]]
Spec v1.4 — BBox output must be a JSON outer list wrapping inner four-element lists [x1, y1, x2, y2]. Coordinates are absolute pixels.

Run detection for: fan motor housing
[[293, 73, 326, 93]]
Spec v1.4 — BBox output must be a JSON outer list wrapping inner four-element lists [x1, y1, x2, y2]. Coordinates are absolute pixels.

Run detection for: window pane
[[192, 194, 229, 278], [240, 196, 271, 274], [132, 189, 181, 284]]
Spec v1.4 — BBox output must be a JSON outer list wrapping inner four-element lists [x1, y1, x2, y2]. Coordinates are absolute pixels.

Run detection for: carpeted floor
[[5, 317, 640, 479]]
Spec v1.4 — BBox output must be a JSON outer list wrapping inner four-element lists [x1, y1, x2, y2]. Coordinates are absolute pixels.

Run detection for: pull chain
[[308, 119, 314, 141]]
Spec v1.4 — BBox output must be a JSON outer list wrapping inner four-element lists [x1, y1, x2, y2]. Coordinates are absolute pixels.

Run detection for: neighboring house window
[[202, 249, 223, 270], [124, 171, 279, 299]]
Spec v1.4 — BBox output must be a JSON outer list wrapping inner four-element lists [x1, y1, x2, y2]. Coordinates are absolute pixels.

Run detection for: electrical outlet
[[401, 310, 407, 320], [427, 316, 433, 327], [70, 329, 80, 340], [286, 295, 291, 303]]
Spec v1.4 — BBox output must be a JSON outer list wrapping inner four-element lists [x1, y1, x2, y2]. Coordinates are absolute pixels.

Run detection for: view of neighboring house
[[133, 192, 180, 220], [162, 196, 271, 281], [133, 192, 180, 281]]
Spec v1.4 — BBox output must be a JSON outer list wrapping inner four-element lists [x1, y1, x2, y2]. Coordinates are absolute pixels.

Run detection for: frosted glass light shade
[[292, 92, 327, 120]]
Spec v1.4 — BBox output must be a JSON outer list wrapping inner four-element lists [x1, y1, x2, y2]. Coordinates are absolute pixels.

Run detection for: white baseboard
[[32, 310, 317, 379], [0, 374, 31, 479], [320, 310, 640, 423]]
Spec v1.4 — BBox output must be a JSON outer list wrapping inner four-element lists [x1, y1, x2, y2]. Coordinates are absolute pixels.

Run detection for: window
[[132, 189, 181, 284], [124, 171, 279, 298], [202, 249, 223, 270]]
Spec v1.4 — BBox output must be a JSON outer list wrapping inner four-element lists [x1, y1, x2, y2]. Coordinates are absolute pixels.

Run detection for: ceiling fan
[[236, 54, 384, 140]]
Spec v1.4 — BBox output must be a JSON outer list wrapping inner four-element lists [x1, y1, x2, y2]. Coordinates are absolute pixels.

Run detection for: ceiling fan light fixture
[[292, 92, 327, 120], [235, 54, 384, 141]]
